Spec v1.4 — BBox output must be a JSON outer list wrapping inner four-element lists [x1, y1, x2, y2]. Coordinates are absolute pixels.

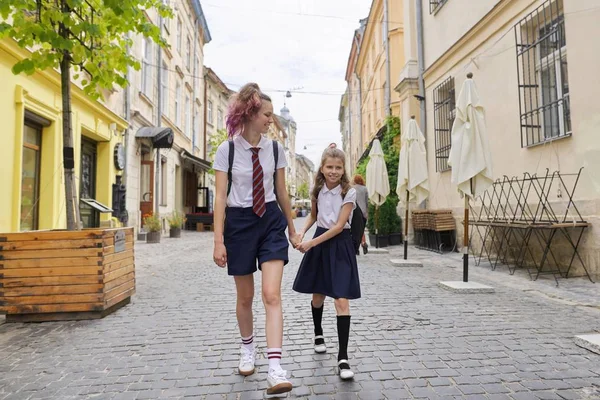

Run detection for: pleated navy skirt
[[293, 227, 361, 300]]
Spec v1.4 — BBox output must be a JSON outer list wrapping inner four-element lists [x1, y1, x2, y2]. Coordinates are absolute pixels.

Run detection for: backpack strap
[[227, 140, 234, 196], [272, 140, 278, 197]]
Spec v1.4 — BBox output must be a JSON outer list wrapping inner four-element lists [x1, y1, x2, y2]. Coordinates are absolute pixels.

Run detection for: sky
[[201, 0, 372, 167]]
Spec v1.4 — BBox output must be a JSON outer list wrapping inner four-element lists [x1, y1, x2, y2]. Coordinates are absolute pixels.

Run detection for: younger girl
[[292, 147, 361, 380]]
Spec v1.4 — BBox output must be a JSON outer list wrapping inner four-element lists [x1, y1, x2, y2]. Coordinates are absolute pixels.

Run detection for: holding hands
[[289, 230, 313, 253]]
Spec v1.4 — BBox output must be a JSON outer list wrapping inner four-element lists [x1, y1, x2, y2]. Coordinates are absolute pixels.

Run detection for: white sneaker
[[314, 335, 326, 353], [338, 360, 354, 380], [238, 346, 256, 376], [265, 368, 292, 398]]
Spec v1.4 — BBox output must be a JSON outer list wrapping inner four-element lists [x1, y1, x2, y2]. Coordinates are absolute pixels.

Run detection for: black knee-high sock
[[337, 315, 351, 361], [311, 302, 324, 337]]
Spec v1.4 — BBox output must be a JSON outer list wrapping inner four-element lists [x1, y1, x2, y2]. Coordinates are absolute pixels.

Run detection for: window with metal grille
[[515, 0, 570, 147], [433, 76, 455, 172], [430, 0, 448, 14]]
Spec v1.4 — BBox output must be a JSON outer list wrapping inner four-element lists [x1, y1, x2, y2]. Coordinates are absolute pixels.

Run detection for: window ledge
[[139, 92, 155, 107], [525, 133, 572, 149]]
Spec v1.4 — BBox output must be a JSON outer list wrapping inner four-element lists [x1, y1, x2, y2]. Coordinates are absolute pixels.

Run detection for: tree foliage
[[0, 0, 172, 99], [297, 181, 309, 200], [362, 115, 402, 235], [206, 128, 229, 175]]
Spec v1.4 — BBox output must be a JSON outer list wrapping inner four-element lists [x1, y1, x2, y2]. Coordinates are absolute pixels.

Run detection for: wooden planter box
[[0, 227, 135, 322]]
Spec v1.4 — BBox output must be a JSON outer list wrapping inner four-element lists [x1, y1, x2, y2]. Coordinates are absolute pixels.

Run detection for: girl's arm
[[274, 167, 299, 245], [297, 202, 354, 253], [297, 199, 318, 241], [212, 170, 228, 267]]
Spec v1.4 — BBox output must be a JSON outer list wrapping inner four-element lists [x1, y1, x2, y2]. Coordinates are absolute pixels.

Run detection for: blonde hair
[[311, 148, 351, 200]]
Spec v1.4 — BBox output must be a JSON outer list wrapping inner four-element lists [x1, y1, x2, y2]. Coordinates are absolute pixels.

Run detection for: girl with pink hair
[[212, 83, 298, 397]]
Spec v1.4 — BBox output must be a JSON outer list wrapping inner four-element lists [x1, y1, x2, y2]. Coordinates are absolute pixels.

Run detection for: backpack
[[227, 139, 279, 197]]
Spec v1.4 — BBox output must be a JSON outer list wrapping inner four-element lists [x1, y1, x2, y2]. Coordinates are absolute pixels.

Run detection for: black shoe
[[362, 243, 368, 255], [356, 249, 360, 256]]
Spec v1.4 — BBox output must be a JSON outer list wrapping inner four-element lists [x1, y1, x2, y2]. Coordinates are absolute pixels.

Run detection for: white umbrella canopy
[[448, 73, 493, 282], [397, 117, 429, 206], [366, 139, 390, 207], [448, 74, 493, 199]]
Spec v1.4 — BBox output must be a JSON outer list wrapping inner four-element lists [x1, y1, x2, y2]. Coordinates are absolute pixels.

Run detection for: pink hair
[[226, 83, 271, 138]]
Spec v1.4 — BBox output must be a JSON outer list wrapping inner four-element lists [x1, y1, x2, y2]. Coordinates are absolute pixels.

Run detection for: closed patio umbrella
[[366, 139, 389, 248], [448, 72, 493, 282], [396, 116, 429, 260]]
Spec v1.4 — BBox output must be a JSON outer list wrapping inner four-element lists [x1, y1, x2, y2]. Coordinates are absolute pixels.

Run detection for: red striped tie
[[251, 148, 266, 217]]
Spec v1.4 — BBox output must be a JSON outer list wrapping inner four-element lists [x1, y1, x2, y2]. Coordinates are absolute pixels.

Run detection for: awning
[[80, 198, 112, 213], [180, 149, 212, 171], [135, 127, 174, 149]]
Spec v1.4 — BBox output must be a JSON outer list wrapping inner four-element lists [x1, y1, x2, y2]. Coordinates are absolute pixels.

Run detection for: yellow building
[[412, 0, 600, 277], [355, 0, 405, 149], [1, 39, 128, 232]]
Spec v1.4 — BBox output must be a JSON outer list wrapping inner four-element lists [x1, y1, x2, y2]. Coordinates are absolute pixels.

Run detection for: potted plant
[[366, 195, 403, 248], [143, 213, 162, 244], [168, 211, 185, 238]]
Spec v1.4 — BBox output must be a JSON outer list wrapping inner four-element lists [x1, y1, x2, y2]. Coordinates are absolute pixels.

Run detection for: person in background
[[351, 175, 369, 255]]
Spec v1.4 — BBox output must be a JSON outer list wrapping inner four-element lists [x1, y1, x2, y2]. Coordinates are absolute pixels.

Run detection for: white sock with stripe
[[267, 348, 282, 371], [241, 334, 254, 352]]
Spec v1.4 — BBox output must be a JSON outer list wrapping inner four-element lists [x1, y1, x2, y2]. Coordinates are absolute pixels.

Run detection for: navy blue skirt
[[293, 227, 361, 300]]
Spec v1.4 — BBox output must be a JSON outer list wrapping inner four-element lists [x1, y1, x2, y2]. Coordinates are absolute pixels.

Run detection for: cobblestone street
[[1, 218, 600, 399]]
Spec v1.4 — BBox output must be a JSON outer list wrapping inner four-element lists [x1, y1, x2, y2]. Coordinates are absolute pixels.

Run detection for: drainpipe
[[354, 33, 364, 156], [203, 71, 208, 160], [192, 18, 198, 151], [416, 0, 427, 135], [123, 34, 130, 187], [383, 0, 392, 116], [347, 88, 352, 171], [154, 14, 163, 215]]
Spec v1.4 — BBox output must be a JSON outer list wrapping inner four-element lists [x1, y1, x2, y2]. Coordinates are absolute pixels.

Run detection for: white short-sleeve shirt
[[213, 134, 287, 207], [316, 185, 357, 229]]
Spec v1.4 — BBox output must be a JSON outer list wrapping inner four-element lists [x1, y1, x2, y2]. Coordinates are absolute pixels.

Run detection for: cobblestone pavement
[[1, 218, 600, 400]]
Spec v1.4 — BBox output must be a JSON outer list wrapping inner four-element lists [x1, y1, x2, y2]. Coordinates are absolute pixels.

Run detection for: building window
[[160, 157, 167, 206], [371, 43, 375, 66], [176, 17, 182, 53], [186, 36, 191, 70], [161, 61, 169, 117], [141, 38, 152, 96], [515, 0, 570, 147], [162, 0, 170, 34], [217, 108, 223, 130], [175, 81, 181, 126], [20, 122, 42, 231], [185, 94, 191, 137], [433, 76, 455, 172], [195, 108, 200, 145], [430, 0, 449, 14], [207, 100, 213, 125], [374, 99, 378, 122]]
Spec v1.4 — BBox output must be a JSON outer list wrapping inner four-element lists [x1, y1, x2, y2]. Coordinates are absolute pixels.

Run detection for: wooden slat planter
[[0, 227, 135, 322]]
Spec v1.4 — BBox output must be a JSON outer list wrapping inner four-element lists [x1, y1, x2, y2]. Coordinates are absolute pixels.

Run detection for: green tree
[[207, 128, 229, 175], [0, 0, 171, 229], [297, 181, 309, 199]]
